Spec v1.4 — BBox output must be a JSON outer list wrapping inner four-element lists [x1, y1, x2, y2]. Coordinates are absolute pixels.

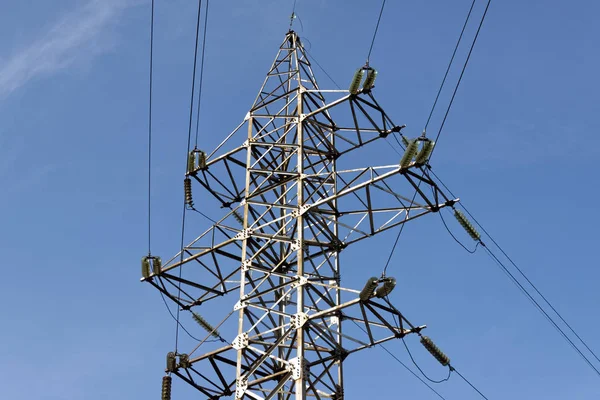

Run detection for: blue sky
[[1, 0, 599, 399]]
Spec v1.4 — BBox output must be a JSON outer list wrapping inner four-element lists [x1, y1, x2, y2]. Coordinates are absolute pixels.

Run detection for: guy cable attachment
[[192, 312, 221, 339], [400, 139, 419, 168], [141, 256, 151, 278], [454, 209, 481, 241], [153, 256, 162, 275], [141, 256, 162, 278], [166, 352, 177, 372], [187, 151, 196, 173], [184, 178, 194, 208], [162, 375, 172, 400], [349, 69, 365, 95], [375, 277, 396, 298], [349, 67, 378, 94], [188, 150, 207, 174], [359, 277, 379, 301], [362, 68, 378, 91], [420, 336, 450, 367], [415, 140, 435, 164], [197, 150, 206, 169]]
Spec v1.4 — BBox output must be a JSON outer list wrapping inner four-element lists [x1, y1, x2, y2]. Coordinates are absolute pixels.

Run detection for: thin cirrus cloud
[[0, 0, 138, 99]]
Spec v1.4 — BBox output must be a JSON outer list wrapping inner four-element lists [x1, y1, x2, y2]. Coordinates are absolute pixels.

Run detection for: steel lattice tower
[[143, 30, 457, 400]]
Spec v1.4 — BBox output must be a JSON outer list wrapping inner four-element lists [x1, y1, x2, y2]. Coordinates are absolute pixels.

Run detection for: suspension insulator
[[179, 353, 191, 369], [400, 139, 419, 168], [362, 68, 378, 91], [349, 69, 365, 94], [420, 336, 450, 366], [359, 277, 379, 301], [454, 209, 481, 241], [187, 151, 196, 173], [232, 209, 244, 225], [415, 140, 435, 164], [141, 257, 151, 278], [192, 312, 220, 339], [161, 375, 172, 400], [197, 151, 207, 169], [152, 256, 162, 275], [375, 277, 396, 298], [184, 178, 194, 208], [166, 352, 177, 372]]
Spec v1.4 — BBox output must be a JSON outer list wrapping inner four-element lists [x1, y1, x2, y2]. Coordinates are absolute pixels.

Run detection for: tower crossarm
[[164, 288, 424, 400], [302, 164, 458, 246]]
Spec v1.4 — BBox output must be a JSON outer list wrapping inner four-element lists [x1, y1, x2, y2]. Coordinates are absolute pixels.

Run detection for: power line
[[482, 244, 600, 376], [402, 337, 452, 384], [382, 0, 491, 276], [424, 0, 477, 132], [289, 0, 298, 30], [431, 0, 492, 150], [437, 203, 479, 254], [452, 368, 489, 400], [194, 0, 210, 149], [366, 0, 386, 65], [175, 0, 204, 354], [349, 319, 448, 399], [147, 0, 155, 256], [427, 167, 600, 377], [159, 292, 220, 343], [305, 47, 341, 89]]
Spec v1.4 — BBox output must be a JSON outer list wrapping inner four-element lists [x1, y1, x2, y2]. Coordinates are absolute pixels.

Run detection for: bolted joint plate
[[287, 357, 309, 381], [291, 312, 308, 330], [241, 259, 253, 272], [233, 300, 247, 311], [291, 276, 308, 289], [234, 228, 253, 241], [235, 378, 248, 399], [232, 333, 249, 350]]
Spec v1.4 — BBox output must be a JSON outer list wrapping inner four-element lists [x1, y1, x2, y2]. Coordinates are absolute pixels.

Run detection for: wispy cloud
[[0, 0, 136, 98]]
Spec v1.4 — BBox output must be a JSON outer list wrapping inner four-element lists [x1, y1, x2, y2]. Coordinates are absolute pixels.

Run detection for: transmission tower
[[143, 30, 457, 400]]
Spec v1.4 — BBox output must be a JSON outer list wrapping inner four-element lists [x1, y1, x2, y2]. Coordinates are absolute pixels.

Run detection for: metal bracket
[[291, 312, 308, 329], [287, 357, 309, 380], [232, 333, 249, 350], [241, 259, 253, 272], [235, 378, 248, 399], [235, 228, 253, 240], [299, 204, 311, 215]]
